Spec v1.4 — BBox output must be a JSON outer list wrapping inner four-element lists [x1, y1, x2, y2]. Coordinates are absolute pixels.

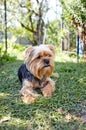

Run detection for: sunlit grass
[[0, 93, 10, 99], [55, 50, 78, 63]]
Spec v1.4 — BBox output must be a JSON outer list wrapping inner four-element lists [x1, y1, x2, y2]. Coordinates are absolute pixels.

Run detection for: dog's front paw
[[20, 93, 40, 104], [41, 80, 55, 97]]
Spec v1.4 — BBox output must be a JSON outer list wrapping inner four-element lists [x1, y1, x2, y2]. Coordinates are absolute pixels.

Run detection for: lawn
[[0, 46, 86, 130]]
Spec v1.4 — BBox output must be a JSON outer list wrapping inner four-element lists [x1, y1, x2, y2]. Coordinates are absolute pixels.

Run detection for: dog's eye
[[48, 54, 52, 57], [37, 55, 41, 59]]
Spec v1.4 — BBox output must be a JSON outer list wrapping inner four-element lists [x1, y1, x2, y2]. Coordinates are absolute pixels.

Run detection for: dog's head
[[24, 44, 55, 79]]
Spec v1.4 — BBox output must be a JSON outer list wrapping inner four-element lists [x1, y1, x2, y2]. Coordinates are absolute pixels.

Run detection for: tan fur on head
[[24, 44, 55, 79], [23, 46, 33, 61], [47, 45, 55, 55]]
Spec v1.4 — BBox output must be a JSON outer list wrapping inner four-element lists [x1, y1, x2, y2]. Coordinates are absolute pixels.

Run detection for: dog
[[18, 44, 55, 104]]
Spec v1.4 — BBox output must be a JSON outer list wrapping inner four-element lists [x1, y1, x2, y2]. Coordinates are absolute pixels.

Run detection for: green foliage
[[8, 0, 51, 45], [46, 20, 61, 46], [0, 52, 16, 64], [0, 47, 16, 65], [69, 27, 76, 49], [60, 0, 86, 24], [8, 26, 32, 38], [0, 44, 25, 65]]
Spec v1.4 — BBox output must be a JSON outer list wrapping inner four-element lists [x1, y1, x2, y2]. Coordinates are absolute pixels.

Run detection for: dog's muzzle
[[44, 59, 50, 67]]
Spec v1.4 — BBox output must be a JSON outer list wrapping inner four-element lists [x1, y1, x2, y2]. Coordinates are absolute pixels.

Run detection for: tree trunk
[[4, 0, 7, 52]]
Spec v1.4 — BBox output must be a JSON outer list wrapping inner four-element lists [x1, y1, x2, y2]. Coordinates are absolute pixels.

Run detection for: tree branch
[[27, 8, 39, 16], [29, 15, 34, 31], [18, 1, 39, 16], [36, 0, 39, 4], [20, 21, 36, 34]]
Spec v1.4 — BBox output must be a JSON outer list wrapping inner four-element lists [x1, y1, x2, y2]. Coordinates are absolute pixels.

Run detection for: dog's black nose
[[44, 59, 50, 65]]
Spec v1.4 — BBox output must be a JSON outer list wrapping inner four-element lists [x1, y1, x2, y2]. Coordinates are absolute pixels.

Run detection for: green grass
[[0, 47, 86, 130]]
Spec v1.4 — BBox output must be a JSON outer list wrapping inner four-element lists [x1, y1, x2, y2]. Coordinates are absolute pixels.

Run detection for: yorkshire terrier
[[18, 44, 55, 104]]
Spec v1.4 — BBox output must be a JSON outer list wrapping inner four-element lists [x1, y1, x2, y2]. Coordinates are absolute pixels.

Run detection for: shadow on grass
[[0, 60, 86, 130]]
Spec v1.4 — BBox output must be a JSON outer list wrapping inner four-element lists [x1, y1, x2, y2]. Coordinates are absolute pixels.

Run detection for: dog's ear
[[23, 46, 33, 60], [47, 45, 55, 54]]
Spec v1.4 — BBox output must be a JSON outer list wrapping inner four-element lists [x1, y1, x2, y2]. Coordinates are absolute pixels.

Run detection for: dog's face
[[24, 44, 55, 79]]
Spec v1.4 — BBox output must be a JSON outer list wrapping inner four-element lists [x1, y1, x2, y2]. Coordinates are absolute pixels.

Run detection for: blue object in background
[[77, 35, 84, 57]]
